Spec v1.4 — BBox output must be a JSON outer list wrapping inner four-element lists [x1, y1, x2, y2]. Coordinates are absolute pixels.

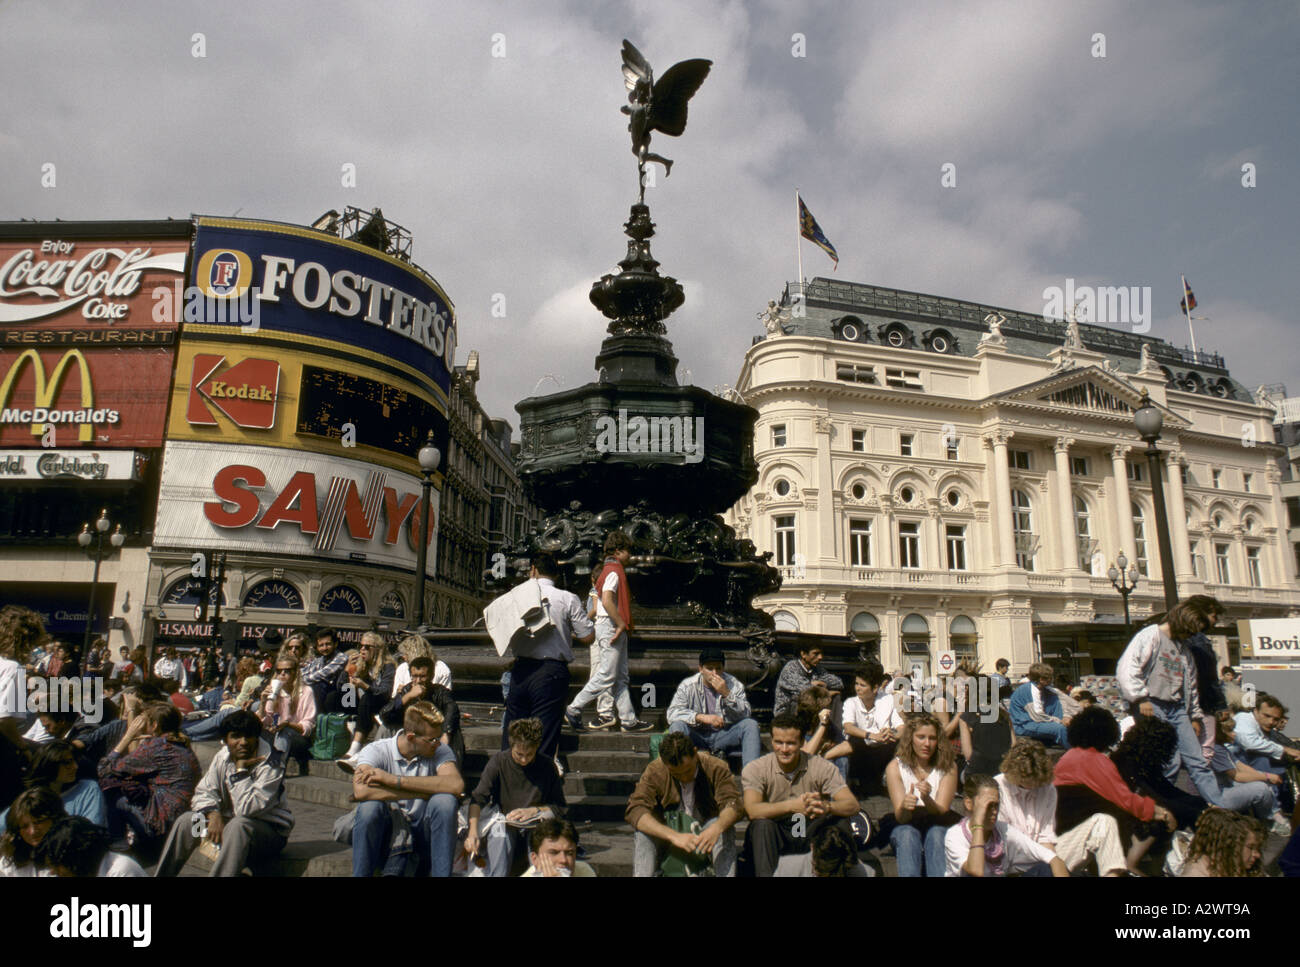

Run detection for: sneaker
[[563, 708, 587, 732], [1270, 815, 1293, 837], [589, 714, 618, 731], [621, 719, 655, 733]]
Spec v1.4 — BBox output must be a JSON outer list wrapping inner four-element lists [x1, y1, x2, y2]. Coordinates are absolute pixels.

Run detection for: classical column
[[879, 496, 896, 568], [984, 430, 1016, 568], [813, 415, 835, 566], [1231, 527, 1248, 589], [1265, 464, 1299, 584], [1053, 438, 1077, 571], [927, 500, 944, 571], [1110, 444, 1137, 565], [1164, 448, 1195, 581]]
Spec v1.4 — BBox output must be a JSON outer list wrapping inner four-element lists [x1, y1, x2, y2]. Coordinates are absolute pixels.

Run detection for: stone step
[[563, 771, 638, 798], [175, 796, 352, 877], [462, 726, 655, 753], [564, 749, 652, 773]]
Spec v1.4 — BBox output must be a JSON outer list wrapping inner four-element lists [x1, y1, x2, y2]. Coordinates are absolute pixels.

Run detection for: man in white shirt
[[839, 661, 902, 788], [350, 701, 464, 877], [153, 648, 185, 687], [945, 774, 1067, 877]]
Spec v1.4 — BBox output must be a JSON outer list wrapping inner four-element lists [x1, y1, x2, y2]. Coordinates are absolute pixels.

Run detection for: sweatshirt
[[1116, 624, 1200, 716], [1053, 747, 1155, 822]]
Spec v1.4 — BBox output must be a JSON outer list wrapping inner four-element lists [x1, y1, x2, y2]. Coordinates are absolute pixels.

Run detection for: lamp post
[[78, 509, 125, 652], [1108, 551, 1141, 630], [1134, 388, 1180, 613], [411, 430, 442, 630]]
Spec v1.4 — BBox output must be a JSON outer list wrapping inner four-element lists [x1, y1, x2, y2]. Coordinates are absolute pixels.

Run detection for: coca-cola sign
[[0, 237, 188, 329]]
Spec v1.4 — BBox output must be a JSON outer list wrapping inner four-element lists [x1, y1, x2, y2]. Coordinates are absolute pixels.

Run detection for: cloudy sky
[[3, 0, 1296, 426]]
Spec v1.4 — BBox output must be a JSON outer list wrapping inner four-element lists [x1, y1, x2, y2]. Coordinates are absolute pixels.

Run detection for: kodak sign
[[186, 354, 280, 429]]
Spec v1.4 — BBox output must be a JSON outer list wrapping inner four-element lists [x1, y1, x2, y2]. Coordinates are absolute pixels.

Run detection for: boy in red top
[[564, 532, 653, 733]]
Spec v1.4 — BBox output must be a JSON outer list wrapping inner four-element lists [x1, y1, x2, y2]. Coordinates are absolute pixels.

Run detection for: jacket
[[191, 740, 294, 836], [773, 660, 844, 718], [666, 671, 752, 727], [1183, 633, 1226, 714], [625, 751, 741, 830], [1117, 624, 1200, 715], [1053, 747, 1155, 823], [1008, 682, 1062, 733]]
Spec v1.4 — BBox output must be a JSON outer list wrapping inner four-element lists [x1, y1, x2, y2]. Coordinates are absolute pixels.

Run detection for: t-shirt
[[100, 852, 147, 877], [521, 860, 596, 877], [357, 733, 457, 824], [0, 778, 107, 830], [392, 661, 453, 694], [774, 853, 875, 877], [594, 571, 620, 620], [944, 820, 1056, 876], [0, 656, 24, 722], [677, 768, 700, 821], [470, 749, 566, 815], [741, 751, 846, 802], [842, 693, 902, 736]]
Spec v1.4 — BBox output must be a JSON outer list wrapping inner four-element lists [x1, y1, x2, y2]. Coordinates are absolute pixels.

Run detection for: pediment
[[990, 367, 1190, 427]]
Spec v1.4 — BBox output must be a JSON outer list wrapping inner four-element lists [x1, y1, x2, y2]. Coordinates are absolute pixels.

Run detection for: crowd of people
[[2, 573, 1299, 879]]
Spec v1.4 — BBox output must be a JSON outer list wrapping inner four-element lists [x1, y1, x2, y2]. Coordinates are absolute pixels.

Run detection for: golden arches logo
[[195, 248, 254, 300], [0, 349, 95, 442]]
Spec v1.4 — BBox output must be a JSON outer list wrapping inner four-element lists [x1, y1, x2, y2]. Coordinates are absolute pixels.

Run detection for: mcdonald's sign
[[0, 347, 174, 448]]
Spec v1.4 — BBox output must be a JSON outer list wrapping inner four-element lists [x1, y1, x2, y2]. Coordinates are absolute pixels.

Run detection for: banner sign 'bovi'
[[189, 219, 456, 396]]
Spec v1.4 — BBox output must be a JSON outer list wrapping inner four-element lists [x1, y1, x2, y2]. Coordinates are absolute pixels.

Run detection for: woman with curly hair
[[1180, 807, 1266, 877], [795, 684, 850, 778], [97, 702, 200, 859], [1112, 715, 1208, 831], [0, 787, 64, 876], [1053, 705, 1177, 875], [885, 712, 959, 876]]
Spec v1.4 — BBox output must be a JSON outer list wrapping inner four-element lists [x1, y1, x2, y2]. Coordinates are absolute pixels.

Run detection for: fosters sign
[[154, 441, 438, 576]]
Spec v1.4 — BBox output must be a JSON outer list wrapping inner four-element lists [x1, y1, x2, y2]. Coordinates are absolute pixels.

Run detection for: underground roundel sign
[[937, 650, 956, 675]]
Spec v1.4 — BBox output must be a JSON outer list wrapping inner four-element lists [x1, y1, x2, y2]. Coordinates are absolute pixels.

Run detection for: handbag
[[658, 809, 715, 877]]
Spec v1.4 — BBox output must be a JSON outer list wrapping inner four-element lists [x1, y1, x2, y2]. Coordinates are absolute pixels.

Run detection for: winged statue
[[621, 40, 712, 201]]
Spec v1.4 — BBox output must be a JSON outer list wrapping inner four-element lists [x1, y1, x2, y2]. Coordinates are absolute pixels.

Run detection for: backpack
[[311, 713, 352, 760], [658, 809, 714, 877]]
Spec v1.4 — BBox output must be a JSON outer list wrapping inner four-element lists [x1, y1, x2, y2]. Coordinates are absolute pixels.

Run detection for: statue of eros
[[621, 39, 711, 201]]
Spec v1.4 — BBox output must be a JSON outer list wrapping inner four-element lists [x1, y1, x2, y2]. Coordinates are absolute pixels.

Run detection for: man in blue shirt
[[350, 701, 464, 877], [1009, 663, 1069, 748]]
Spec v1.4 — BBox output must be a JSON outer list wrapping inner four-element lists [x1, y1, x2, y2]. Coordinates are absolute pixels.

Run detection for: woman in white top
[[885, 711, 958, 876], [392, 635, 453, 694]]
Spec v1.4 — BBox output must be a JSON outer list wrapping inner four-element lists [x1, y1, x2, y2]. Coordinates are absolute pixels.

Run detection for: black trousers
[[739, 814, 856, 878], [502, 658, 570, 762], [847, 738, 897, 787]]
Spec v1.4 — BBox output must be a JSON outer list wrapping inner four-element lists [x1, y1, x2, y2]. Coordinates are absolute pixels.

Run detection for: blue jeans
[[891, 822, 947, 877], [198, 687, 224, 712], [1148, 700, 1223, 806], [1218, 779, 1274, 819], [667, 719, 762, 766], [352, 796, 458, 877], [1238, 753, 1289, 813], [183, 706, 239, 740], [1015, 720, 1069, 748]]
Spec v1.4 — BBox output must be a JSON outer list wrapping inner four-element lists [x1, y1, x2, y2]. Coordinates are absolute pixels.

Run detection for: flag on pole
[[1179, 278, 1197, 314], [798, 194, 838, 268]]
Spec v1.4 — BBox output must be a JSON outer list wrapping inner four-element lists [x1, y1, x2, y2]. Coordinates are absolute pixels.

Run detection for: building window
[[1126, 462, 1144, 482], [1243, 472, 1253, 493], [899, 521, 921, 569], [850, 482, 867, 500], [1215, 543, 1231, 584], [1011, 489, 1035, 571], [772, 609, 800, 632], [1070, 456, 1090, 477], [1192, 541, 1206, 579], [1287, 496, 1300, 528], [851, 429, 866, 452], [1211, 468, 1222, 489], [1246, 547, 1262, 587], [900, 433, 914, 457], [1009, 449, 1031, 471], [946, 524, 967, 571], [849, 519, 872, 567], [1180, 464, 1190, 487], [774, 515, 796, 567], [1074, 495, 1092, 570], [1132, 502, 1149, 576], [836, 362, 877, 384], [772, 424, 787, 447], [946, 439, 959, 461], [884, 368, 922, 389]]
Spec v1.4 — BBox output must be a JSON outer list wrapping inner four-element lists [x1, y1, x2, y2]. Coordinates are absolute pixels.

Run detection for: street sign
[[937, 650, 956, 675]]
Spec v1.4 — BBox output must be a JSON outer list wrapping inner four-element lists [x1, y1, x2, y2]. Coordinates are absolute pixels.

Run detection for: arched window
[[241, 580, 304, 610], [1073, 495, 1092, 570], [772, 610, 800, 632], [850, 612, 880, 659], [901, 613, 931, 677], [1131, 502, 1148, 576], [950, 615, 978, 662], [1011, 490, 1035, 571]]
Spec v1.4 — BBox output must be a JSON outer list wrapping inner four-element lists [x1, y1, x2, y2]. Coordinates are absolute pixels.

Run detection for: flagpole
[[1181, 274, 1198, 354], [795, 190, 804, 298]]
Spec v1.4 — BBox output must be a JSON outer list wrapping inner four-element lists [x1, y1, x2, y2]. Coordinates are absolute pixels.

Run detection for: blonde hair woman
[[885, 712, 959, 876], [258, 655, 317, 772], [392, 633, 452, 694], [340, 633, 396, 761]]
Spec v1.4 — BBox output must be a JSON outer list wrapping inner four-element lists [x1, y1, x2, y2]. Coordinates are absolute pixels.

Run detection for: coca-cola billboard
[[0, 232, 189, 343]]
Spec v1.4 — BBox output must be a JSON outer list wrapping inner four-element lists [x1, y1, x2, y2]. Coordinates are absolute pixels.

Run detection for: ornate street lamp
[[1108, 551, 1141, 630], [1134, 389, 1180, 612], [411, 430, 442, 629], [78, 509, 125, 652]]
